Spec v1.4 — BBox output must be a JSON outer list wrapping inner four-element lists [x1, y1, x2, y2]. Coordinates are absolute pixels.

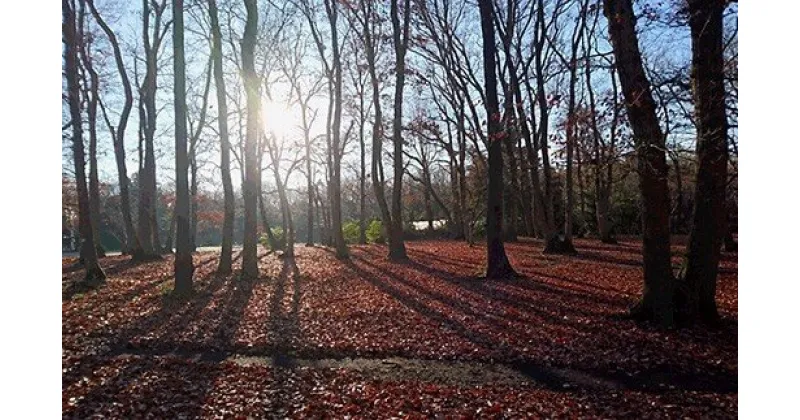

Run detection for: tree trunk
[[604, 0, 674, 327], [65, 0, 105, 285], [173, 0, 194, 294], [677, 0, 728, 325], [208, 0, 235, 274], [87, 0, 137, 255], [77, 9, 106, 258], [478, 0, 516, 279], [241, 0, 260, 279], [387, 0, 410, 260], [534, 0, 559, 251], [328, 0, 348, 259]]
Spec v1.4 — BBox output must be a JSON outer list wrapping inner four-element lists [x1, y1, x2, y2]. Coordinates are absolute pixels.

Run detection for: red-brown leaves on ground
[[63, 238, 737, 418]]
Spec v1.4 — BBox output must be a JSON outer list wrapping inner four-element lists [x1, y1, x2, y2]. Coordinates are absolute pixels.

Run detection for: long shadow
[[267, 257, 301, 366], [347, 248, 737, 394], [65, 252, 249, 417]]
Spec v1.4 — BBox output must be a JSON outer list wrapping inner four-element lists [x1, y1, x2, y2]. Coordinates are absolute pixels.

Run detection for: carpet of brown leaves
[[63, 238, 737, 418]]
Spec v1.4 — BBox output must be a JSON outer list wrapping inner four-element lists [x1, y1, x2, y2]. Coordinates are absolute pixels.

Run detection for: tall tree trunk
[[479, 0, 516, 279], [358, 94, 367, 244], [241, 0, 260, 279], [604, 0, 674, 327], [327, 0, 348, 259], [135, 0, 163, 260], [584, 36, 616, 244], [534, 0, 558, 250], [209, 0, 234, 274], [87, 0, 138, 255], [677, 0, 728, 325], [387, 0, 410, 260], [173, 0, 194, 293], [65, 0, 105, 285], [77, 7, 106, 257]]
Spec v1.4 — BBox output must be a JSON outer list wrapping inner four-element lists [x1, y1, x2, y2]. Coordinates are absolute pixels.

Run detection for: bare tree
[[677, 0, 730, 324], [604, 0, 674, 326], [241, 0, 261, 279], [86, 0, 139, 255], [478, 0, 516, 279], [208, 0, 235, 274], [64, 0, 105, 285], [173, 0, 194, 293]]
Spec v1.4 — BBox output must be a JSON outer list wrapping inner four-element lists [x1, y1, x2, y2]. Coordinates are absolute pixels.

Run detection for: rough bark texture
[[241, 0, 260, 279], [604, 0, 674, 327], [208, 0, 235, 274], [65, 0, 105, 285], [677, 0, 728, 325], [478, 0, 517, 279], [173, 0, 194, 294]]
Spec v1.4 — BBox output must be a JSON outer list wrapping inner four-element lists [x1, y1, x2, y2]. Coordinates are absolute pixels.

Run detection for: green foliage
[[259, 227, 285, 250], [366, 219, 385, 244], [342, 221, 361, 244]]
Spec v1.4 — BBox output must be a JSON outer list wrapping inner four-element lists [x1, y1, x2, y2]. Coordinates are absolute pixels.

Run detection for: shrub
[[366, 219, 385, 244], [342, 220, 361, 244]]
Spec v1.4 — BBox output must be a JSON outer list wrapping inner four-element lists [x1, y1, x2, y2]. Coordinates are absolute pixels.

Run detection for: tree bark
[[478, 0, 517, 279], [65, 0, 105, 285], [604, 0, 674, 327], [173, 0, 194, 294], [387, 0, 411, 260], [241, 0, 260, 279], [208, 0, 234, 274], [86, 0, 138, 255], [677, 0, 728, 325]]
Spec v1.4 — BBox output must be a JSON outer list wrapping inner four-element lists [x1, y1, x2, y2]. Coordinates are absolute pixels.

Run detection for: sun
[[261, 99, 298, 141]]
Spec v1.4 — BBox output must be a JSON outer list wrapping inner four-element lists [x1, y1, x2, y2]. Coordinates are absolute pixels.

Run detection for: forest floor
[[62, 238, 737, 418]]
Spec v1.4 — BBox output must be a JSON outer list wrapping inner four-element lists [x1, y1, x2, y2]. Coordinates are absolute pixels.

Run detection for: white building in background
[[411, 220, 447, 231]]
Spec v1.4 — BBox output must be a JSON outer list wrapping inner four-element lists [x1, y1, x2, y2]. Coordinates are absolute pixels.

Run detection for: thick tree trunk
[[65, 0, 105, 285], [677, 0, 728, 325], [604, 0, 674, 327], [241, 0, 260, 279], [173, 0, 194, 294], [479, 0, 516, 279], [208, 0, 235, 274]]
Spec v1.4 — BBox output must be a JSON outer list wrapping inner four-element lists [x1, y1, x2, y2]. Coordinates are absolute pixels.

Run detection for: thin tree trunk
[[77, 7, 106, 257], [604, 0, 674, 326], [173, 0, 194, 293], [387, 0, 410, 260], [208, 0, 234, 274], [65, 0, 105, 285], [87, 0, 138, 255]]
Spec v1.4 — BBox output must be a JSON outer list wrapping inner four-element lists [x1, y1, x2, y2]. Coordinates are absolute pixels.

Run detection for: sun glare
[[261, 99, 299, 141]]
